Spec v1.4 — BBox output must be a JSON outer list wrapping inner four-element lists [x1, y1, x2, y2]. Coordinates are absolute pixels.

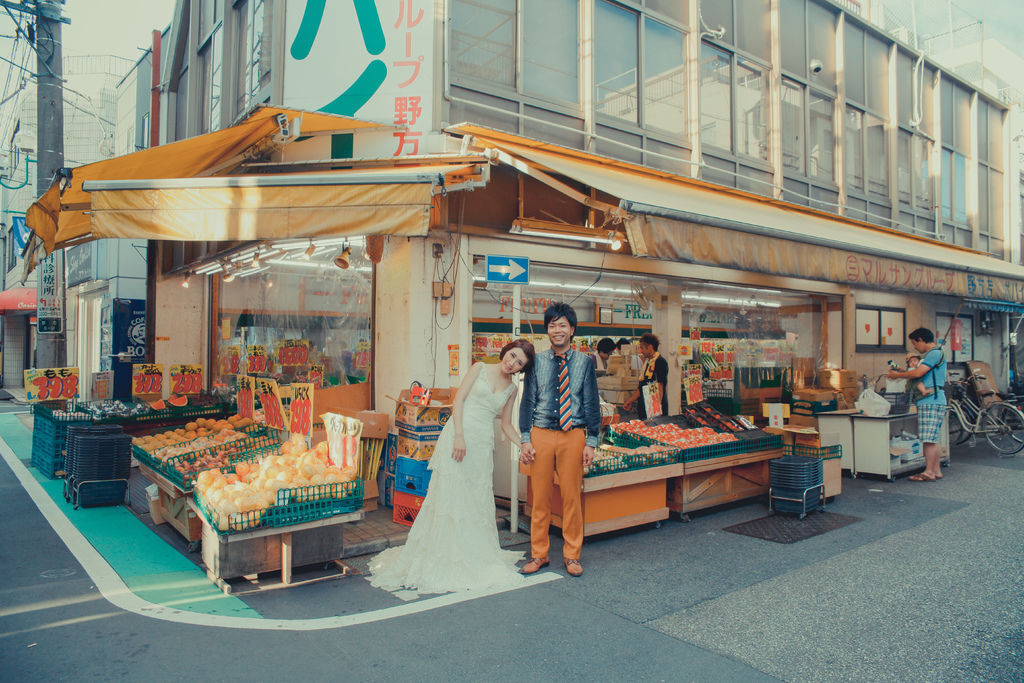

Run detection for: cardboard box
[[395, 432, 438, 460], [788, 413, 819, 428], [820, 369, 858, 389], [600, 389, 634, 404], [792, 388, 836, 403], [598, 375, 638, 391], [394, 388, 454, 434]]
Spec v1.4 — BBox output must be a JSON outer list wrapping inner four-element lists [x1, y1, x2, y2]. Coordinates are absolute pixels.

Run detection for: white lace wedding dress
[[369, 369, 526, 594]]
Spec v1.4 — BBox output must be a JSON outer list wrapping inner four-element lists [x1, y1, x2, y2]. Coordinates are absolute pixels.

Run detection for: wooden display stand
[[666, 448, 783, 518], [138, 462, 203, 542], [523, 463, 678, 537]]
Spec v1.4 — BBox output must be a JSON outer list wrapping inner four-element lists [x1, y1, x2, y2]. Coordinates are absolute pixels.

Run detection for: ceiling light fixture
[[510, 218, 621, 246], [610, 232, 625, 251], [334, 243, 353, 269], [181, 272, 191, 288], [303, 239, 316, 260]]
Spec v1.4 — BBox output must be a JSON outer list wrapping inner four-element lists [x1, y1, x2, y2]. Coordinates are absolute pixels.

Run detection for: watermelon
[[167, 395, 188, 407], [149, 399, 166, 410]]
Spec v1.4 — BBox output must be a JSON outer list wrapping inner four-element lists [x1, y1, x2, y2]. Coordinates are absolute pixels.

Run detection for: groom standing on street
[[519, 303, 601, 577]]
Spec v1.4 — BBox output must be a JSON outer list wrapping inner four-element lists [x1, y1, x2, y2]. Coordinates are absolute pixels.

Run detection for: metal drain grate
[[723, 511, 862, 544]]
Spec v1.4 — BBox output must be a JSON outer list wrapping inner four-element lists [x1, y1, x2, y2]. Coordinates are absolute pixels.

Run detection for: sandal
[[908, 473, 936, 482]]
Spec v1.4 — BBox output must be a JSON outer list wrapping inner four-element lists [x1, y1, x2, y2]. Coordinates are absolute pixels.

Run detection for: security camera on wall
[[809, 58, 824, 75]]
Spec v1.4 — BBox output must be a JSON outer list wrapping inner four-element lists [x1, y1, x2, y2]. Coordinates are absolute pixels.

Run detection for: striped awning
[[963, 298, 1024, 314]]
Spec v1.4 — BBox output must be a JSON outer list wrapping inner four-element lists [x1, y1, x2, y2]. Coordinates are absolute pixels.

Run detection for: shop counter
[[818, 410, 950, 480], [667, 448, 783, 518]]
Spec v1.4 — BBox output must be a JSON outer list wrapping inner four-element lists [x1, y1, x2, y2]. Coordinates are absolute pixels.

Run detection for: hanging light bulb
[[251, 250, 261, 268], [610, 232, 625, 251], [334, 243, 353, 269], [223, 266, 237, 283], [181, 272, 191, 288], [303, 239, 316, 260], [266, 274, 274, 289]]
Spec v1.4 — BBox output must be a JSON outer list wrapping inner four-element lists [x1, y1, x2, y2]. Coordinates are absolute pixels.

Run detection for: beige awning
[[452, 124, 1024, 303]]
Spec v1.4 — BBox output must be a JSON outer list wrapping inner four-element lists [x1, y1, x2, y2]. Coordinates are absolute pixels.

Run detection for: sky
[[61, 0, 177, 61]]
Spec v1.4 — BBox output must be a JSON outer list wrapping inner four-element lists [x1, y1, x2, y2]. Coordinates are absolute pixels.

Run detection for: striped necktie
[[555, 353, 572, 431]]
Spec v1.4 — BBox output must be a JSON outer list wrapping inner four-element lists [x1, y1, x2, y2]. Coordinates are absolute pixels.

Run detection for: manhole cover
[[723, 511, 862, 544], [40, 568, 77, 579]]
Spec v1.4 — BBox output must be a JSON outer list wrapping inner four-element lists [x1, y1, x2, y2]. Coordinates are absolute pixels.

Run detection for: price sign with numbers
[[288, 383, 314, 437], [353, 340, 371, 370], [221, 346, 241, 376], [132, 364, 164, 397], [308, 363, 324, 389], [247, 345, 269, 374], [275, 339, 310, 366], [237, 375, 255, 420], [24, 367, 80, 403], [170, 364, 204, 395], [255, 378, 286, 430]]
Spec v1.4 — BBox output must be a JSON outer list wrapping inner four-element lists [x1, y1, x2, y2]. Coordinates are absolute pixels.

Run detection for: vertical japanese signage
[[283, 0, 436, 157], [308, 363, 324, 389], [221, 345, 241, 376], [237, 375, 255, 420], [247, 345, 269, 374], [255, 377, 286, 430], [289, 383, 314, 438], [37, 253, 62, 333]]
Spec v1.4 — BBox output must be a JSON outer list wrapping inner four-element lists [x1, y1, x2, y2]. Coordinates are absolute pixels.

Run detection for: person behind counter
[[593, 337, 617, 372], [623, 333, 669, 419], [887, 328, 946, 482]]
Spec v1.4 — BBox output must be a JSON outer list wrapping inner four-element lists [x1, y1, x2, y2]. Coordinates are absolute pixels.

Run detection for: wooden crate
[[667, 449, 782, 515], [139, 463, 203, 542]]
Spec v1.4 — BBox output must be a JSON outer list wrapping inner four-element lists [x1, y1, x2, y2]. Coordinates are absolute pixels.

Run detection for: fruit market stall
[[523, 403, 783, 535]]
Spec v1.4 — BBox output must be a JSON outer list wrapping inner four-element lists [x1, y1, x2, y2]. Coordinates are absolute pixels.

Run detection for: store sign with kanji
[[132, 364, 164, 397], [289, 383, 314, 437], [275, 339, 309, 366], [237, 375, 255, 420], [255, 378, 286, 430], [24, 367, 80, 402], [36, 254, 63, 333], [283, 0, 437, 157], [247, 345, 269, 374], [170, 364, 204, 394]]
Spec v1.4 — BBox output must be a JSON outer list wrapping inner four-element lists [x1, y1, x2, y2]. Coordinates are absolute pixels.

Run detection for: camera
[[809, 58, 824, 75]]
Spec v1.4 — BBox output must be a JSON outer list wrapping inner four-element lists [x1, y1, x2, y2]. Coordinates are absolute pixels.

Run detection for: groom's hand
[[520, 442, 536, 463], [582, 446, 595, 467]]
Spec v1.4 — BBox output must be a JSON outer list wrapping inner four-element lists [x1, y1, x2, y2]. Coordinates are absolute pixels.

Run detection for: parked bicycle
[[946, 380, 1024, 455]]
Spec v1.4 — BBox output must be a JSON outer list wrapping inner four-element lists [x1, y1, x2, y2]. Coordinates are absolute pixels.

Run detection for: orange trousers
[[529, 426, 585, 561]]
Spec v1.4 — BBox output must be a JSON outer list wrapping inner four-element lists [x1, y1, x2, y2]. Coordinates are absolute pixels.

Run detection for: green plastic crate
[[587, 445, 682, 477], [783, 444, 842, 460], [195, 479, 364, 535]]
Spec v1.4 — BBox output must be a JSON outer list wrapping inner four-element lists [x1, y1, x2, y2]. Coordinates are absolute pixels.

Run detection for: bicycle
[[946, 380, 1024, 456]]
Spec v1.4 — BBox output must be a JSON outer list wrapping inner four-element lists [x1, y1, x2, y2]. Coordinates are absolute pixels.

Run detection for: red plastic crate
[[392, 490, 425, 527]]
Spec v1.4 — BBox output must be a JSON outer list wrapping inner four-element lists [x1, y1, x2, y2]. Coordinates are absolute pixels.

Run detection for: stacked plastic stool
[[64, 425, 133, 509], [769, 454, 824, 519]]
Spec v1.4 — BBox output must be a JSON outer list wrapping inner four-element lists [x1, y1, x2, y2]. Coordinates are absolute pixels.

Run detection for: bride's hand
[[453, 435, 467, 462]]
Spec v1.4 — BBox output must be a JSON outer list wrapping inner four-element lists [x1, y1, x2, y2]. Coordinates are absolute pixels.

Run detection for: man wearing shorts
[[887, 327, 946, 481]]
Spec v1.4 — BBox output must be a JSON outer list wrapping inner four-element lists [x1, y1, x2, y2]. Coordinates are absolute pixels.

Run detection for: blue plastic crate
[[383, 432, 398, 475], [395, 456, 432, 495]]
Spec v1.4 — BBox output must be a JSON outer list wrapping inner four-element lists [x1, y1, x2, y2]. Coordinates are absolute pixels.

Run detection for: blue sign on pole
[[485, 255, 530, 284]]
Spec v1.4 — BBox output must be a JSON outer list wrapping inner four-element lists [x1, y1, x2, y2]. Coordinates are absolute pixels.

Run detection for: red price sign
[[24, 367, 80, 403], [237, 375, 255, 420], [255, 378, 285, 430], [308, 363, 324, 389], [132, 364, 164, 397], [288, 383, 314, 437], [170, 364, 204, 394], [247, 345, 269, 374], [276, 340, 309, 366], [221, 346, 241, 375]]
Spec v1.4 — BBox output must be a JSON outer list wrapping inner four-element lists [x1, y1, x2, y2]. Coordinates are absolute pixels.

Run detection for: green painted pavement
[[0, 414, 259, 618]]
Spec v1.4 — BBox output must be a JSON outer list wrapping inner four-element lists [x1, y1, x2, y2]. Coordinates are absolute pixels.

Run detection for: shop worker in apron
[[519, 303, 601, 577], [623, 333, 669, 419], [887, 327, 947, 482]]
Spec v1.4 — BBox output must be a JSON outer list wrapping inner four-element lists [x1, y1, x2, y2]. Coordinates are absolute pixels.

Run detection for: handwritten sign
[[308, 363, 324, 389], [92, 370, 114, 401], [24, 367, 80, 402], [448, 344, 459, 376], [170, 364, 204, 395], [247, 345, 269, 374], [289, 383, 314, 437], [221, 346, 241, 375], [255, 377, 286, 430], [353, 340, 371, 371], [132, 364, 164, 397], [237, 375, 255, 420], [275, 339, 309, 366]]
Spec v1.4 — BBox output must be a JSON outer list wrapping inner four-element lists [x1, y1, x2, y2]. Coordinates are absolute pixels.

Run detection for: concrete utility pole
[[34, 0, 65, 368]]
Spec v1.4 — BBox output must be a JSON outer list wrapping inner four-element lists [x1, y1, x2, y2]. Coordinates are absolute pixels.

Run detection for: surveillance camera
[[809, 59, 824, 75]]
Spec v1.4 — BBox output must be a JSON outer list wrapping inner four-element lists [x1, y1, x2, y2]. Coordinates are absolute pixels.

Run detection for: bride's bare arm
[[499, 390, 521, 447], [451, 362, 483, 461]]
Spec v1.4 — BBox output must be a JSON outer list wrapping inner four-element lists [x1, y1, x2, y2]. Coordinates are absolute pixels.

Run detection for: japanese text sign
[[255, 378, 286, 430], [170, 364, 204, 395], [237, 375, 255, 421], [24, 367, 80, 403], [132, 364, 164, 397], [289, 383, 314, 438]]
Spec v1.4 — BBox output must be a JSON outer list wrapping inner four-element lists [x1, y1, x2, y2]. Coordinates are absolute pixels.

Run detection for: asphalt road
[[2, 431, 1022, 681]]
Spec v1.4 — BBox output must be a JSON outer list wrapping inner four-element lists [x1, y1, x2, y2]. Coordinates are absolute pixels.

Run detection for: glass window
[[920, 66, 935, 135], [175, 68, 189, 140], [235, 0, 267, 116], [780, 0, 805, 76], [207, 26, 222, 132], [197, 45, 209, 133], [522, 0, 579, 103], [646, 0, 686, 25], [451, 0, 515, 86], [897, 52, 913, 127], [735, 0, 770, 61], [988, 168, 1003, 238], [913, 135, 931, 207], [978, 101, 989, 164], [941, 79, 953, 143], [844, 24, 864, 104], [781, 79, 803, 174], [953, 151, 966, 223], [978, 166, 989, 233], [595, 1, 638, 124], [953, 86, 970, 151], [735, 57, 768, 160], [701, 1, 732, 42], [865, 34, 888, 114], [988, 104, 1004, 169], [845, 107, 863, 190], [865, 113, 887, 196], [809, 93, 833, 182], [807, 1, 836, 90], [644, 17, 685, 135], [700, 44, 731, 151], [897, 130, 911, 204], [941, 148, 951, 219]]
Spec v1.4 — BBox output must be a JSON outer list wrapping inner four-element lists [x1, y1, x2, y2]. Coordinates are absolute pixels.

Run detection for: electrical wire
[[2, 4, 61, 81]]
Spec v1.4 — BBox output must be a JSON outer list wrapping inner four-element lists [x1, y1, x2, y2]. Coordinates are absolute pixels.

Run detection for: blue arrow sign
[[486, 255, 530, 284]]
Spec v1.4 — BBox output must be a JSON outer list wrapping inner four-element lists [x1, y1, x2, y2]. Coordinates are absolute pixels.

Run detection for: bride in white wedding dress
[[370, 340, 536, 594]]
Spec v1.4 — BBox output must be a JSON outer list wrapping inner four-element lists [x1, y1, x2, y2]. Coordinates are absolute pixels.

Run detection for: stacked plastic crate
[[391, 389, 451, 526]]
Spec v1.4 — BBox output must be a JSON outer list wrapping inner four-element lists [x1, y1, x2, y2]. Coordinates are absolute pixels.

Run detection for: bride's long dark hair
[[499, 339, 536, 373]]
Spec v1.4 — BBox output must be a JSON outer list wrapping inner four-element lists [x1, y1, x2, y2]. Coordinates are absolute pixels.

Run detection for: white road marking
[[0, 433, 560, 630]]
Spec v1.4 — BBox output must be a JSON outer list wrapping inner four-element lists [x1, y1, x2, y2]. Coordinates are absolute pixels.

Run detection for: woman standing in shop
[[623, 333, 669, 419], [370, 339, 535, 594], [592, 337, 617, 372]]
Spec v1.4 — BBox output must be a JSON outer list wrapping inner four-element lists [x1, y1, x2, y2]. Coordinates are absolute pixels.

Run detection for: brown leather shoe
[[565, 559, 583, 577], [520, 557, 549, 574]]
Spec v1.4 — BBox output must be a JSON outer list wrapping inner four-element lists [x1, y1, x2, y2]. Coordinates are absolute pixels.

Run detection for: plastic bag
[[322, 412, 363, 471], [855, 388, 891, 417]]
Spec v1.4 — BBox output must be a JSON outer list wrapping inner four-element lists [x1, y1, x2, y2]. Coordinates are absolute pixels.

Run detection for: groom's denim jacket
[[519, 348, 601, 448]]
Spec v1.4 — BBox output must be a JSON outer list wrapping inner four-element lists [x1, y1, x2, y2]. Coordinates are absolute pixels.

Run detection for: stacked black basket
[[769, 455, 824, 519], [64, 425, 133, 509]]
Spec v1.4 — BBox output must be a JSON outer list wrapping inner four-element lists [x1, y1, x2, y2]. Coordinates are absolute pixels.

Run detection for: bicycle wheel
[[981, 404, 1024, 455], [947, 407, 969, 445]]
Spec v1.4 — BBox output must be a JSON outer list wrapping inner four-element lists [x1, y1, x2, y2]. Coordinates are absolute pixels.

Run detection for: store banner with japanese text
[[283, 0, 438, 157], [36, 253, 63, 333], [25, 367, 79, 402]]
